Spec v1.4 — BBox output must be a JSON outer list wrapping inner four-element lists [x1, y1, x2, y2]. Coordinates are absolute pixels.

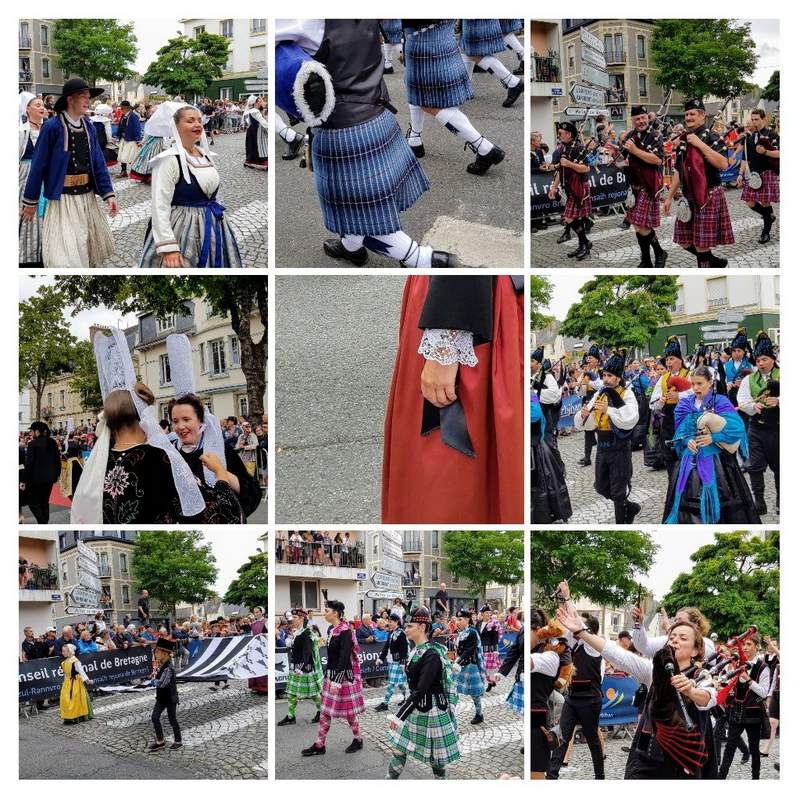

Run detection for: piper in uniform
[[738, 108, 779, 244], [577, 345, 603, 467], [531, 346, 561, 447]]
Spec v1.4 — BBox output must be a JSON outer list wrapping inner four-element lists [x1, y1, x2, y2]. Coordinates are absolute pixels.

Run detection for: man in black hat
[[548, 121, 594, 260], [531, 346, 562, 447], [116, 99, 143, 178], [613, 105, 667, 268], [21, 78, 117, 267], [663, 98, 733, 268], [574, 350, 641, 523], [149, 637, 182, 751], [21, 421, 62, 523], [577, 345, 603, 467]]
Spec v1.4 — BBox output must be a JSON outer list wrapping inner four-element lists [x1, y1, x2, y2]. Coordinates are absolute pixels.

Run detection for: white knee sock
[[408, 105, 425, 145], [341, 234, 365, 252], [364, 231, 434, 268], [435, 107, 494, 155], [274, 117, 298, 143], [391, 43, 402, 60], [382, 43, 392, 67], [478, 55, 520, 87], [503, 33, 524, 57], [461, 53, 475, 75]]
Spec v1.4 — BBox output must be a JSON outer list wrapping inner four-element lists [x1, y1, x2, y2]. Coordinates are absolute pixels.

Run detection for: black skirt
[[662, 450, 762, 524], [531, 437, 572, 523]]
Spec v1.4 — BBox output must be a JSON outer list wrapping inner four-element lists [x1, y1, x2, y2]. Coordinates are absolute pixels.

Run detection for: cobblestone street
[[532, 192, 779, 268], [19, 681, 268, 779], [275, 677, 523, 779], [98, 131, 267, 268], [546, 427, 778, 525]]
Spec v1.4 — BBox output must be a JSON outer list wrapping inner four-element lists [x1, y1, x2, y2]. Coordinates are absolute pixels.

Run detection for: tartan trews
[[312, 109, 430, 236], [389, 707, 461, 767], [460, 19, 506, 57], [404, 21, 474, 109]]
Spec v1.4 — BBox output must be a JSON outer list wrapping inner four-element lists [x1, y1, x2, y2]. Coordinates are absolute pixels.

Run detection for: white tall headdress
[[70, 327, 205, 523], [144, 101, 214, 183], [166, 332, 227, 486], [19, 91, 36, 124]]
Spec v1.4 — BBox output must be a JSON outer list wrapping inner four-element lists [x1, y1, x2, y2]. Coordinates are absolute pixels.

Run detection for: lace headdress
[[144, 101, 214, 183], [166, 333, 227, 486], [70, 327, 205, 523]]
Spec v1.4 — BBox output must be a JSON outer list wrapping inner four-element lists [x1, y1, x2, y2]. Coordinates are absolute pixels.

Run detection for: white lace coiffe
[[166, 333, 227, 486], [70, 327, 205, 523]]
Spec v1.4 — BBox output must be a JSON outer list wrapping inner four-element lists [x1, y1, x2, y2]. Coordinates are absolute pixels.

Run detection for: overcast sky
[[538, 274, 593, 322], [642, 529, 718, 600], [128, 19, 183, 74], [743, 19, 780, 87], [200, 529, 266, 596]]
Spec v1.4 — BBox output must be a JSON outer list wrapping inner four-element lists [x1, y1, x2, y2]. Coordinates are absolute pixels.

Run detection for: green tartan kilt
[[389, 706, 461, 767], [286, 669, 324, 699]]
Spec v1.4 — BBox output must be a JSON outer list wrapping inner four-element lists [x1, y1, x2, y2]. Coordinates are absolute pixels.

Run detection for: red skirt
[[381, 276, 524, 523], [673, 185, 735, 249], [741, 169, 779, 204], [625, 186, 661, 229], [564, 191, 592, 219]]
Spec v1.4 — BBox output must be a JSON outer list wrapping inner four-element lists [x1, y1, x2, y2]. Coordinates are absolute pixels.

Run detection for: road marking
[[423, 216, 524, 267]]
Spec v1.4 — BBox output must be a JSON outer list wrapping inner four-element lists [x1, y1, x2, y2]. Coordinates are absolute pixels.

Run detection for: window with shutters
[[209, 338, 226, 375], [159, 354, 171, 386], [707, 277, 728, 309]]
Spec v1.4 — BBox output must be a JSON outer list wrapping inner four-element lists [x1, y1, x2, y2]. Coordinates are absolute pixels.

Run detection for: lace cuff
[[418, 329, 478, 367]]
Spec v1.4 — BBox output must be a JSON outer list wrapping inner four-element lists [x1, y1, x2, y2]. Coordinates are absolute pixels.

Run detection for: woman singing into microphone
[[557, 605, 718, 779]]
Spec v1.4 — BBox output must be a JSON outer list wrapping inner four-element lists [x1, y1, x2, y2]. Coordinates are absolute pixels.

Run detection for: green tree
[[560, 275, 677, 351], [650, 20, 757, 100], [19, 286, 77, 420], [223, 551, 268, 610], [762, 70, 779, 103], [531, 531, 658, 607], [54, 276, 268, 421], [660, 531, 779, 639], [132, 531, 218, 622], [530, 276, 554, 330], [142, 33, 230, 99], [53, 19, 137, 87], [68, 339, 103, 413], [442, 531, 523, 599]]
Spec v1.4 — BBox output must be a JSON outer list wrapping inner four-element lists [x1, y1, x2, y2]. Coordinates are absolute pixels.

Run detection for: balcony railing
[[403, 574, 422, 586], [533, 54, 561, 83], [606, 88, 627, 104], [708, 298, 728, 308], [98, 565, 111, 577], [604, 50, 626, 65], [19, 69, 33, 82], [276, 540, 364, 569], [20, 564, 59, 591], [19, 35, 32, 48]]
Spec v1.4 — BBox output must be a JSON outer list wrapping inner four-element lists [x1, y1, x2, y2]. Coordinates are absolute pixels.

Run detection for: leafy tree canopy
[[142, 33, 230, 98], [530, 275, 554, 330], [223, 551, 268, 610], [442, 531, 524, 597], [53, 19, 137, 86]]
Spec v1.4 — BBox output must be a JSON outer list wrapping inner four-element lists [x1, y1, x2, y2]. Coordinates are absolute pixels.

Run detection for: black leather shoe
[[345, 738, 363, 753], [282, 135, 304, 160], [470, 714, 484, 725], [430, 250, 459, 267], [302, 744, 326, 757], [311, 710, 320, 723], [277, 715, 296, 726], [467, 145, 505, 175], [374, 702, 389, 712], [513, 59, 524, 76], [625, 501, 641, 523], [654, 250, 668, 268], [502, 81, 524, 107], [323, 238, 369, 266], [409, 142, 425, 158], [556, 228, 572, 243], [578, 457, 591, 467], [575, 241, 593, 261], [754, 497, 768, 516], [636, 258, 654, 269], [711, 255, 728, 269]]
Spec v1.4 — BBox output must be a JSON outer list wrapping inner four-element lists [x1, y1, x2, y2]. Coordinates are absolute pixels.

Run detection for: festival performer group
[[274, 19, 524, 268], [533, 579, 780, 780], [19, 81, 266, 268]]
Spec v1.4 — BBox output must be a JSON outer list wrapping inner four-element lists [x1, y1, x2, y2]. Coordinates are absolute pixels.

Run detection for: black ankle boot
[[323, 238, 369, 266], [636, 233, 654, 268], [710, 252, 729, 268], [759, 208, 775, 243], [282, 135, 304, 160], [302, 743, 326, 756], [405, 126, 425, 158], [277, 715, 296, 726], [651, 234, 668, 268], [625, 501, 641, 523], [556, 225, 572, 243], [345, 738, 363, 754], [466, 145, 505, 175], [754, 493, 768, 516], [513, 57, 524, 76], [502, 81, 524, 107]]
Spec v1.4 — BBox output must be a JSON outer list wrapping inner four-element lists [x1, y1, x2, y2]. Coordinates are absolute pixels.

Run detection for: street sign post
[[581, 63, 609, 89], [564, 106, 610, 118], [699, 326, 740, 338], [717, 310, 745, 324], [569, 83, 606, 107], [371, 571, 402, 592], [581, 45, 607, 70], [365, 590, 401, 600], [580, 26, 604, 53]]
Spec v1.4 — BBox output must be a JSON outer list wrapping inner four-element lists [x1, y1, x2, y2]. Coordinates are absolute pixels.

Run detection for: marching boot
[[302, 743, 326, 756], [567, 221, 584, 258], [578, 437, 593, 466], [277, 715, 296, 726], [470, 713, 485, 725], [374, 702, 389, 712], [750, 471, 768, 516], [650, 232, 668, 268], [345, 738, 363, 753], [571, 220, 592, 261], [405, 126, 425, 158], [311, 710, 321, 723], [759, 206, 775, 243], [613, 498, 627, 524], [556, 225, 572, 243], [502, 80, 524, 107], [709, 252, 729, 269], [467, 144, 505, 175], [636, 232, 654, 268], [323, 237, 369, 266], [513, 55, 524, 76], [625, 500, 642, 523], [282, 135, 305, 160]]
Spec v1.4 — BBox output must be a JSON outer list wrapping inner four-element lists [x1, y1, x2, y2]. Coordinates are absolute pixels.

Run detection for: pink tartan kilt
[[320, 676, 366, 718], [625, 187, 661, 229], [564, 191, 592, 219], [483, 650, 501, 671], [741, 169, 780, 204], [673, 185, 735, 249]]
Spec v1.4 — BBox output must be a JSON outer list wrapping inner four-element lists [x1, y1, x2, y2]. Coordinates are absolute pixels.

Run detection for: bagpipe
[[743, 130, 780, 188], [532, 356, 565, 395], [558, 107, 594, 202], [713, 626, 759, 706]]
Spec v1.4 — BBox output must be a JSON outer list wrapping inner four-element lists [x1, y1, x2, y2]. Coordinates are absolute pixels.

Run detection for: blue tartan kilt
[[386, 661, 408, 687], [506, 680, 524, 715], [499, 19, 524, 35], [312, 108, 430, 236], [455, 663, 485, 697], [382, 19, 403, 44], [404, 21, 474, 109], [460, 19, 506, 57]]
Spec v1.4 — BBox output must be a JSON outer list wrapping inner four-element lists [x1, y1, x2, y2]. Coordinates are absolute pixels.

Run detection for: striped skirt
[[673, 185, 735, 249], [404, 21, 474, 109], [312, 108, 430, 236], [139, 205, 243, 268], [564, 189, 592, 219], [483, 649, 501, 671], [42, 192, 115, 268], [19, 159, 42, 265], [625, 186, 661, 229], [741, 168, 779, 204], [386, 660, 408, 688], [506, 680, 524, 715], [382, 19, 403, 44], [118, 139, 140, 165], [455, 663, 486, 697], [389, 706, 460, 767], [499, 19, 524, 35], [460, 19, 506, 57], [131, 135, 168, 178], [319, 675, 366, 718], [286, 668, 324, 700]]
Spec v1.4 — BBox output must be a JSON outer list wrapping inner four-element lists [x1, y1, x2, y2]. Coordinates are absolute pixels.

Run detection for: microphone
[[665, 662, 695, 730]]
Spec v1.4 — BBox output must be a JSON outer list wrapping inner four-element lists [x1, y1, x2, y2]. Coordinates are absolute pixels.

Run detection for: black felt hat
[[684, 98, 705, 112], [54, 78, 104, 112]]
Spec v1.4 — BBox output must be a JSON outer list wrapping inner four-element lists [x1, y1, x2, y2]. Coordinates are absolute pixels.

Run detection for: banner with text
[[599, 674, 641, 726], [531, 164, 629, 219], [275, 641, 390, 688]]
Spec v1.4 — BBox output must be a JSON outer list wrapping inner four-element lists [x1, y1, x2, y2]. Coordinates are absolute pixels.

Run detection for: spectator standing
[[22, 421, 62, 523]]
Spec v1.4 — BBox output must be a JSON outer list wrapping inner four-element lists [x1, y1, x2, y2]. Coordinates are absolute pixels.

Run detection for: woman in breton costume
[[59, 643, 94, 724], [243, 95, 269, 170], [383, 276, 523, 523], [558, 605, 717, 779], [165, 333, 261, 522], [459, 20, 523, 107], [530, 390, 572, 523], [662, 365, 761, 524], [91, 103, 118, 167], [19, 92, 46, 266], [139, 102, 243, 268], [130, 104, 171, 183], [70, 328, 210, 525]]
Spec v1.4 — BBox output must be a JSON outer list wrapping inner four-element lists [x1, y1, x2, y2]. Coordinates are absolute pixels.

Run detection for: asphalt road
[[275, 48, 524, 268], [275, 275, 405, 523]]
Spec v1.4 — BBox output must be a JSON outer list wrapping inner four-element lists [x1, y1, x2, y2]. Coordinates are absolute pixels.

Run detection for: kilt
[[404, 21, 474, 109], [741, 169, 779, 204], [389, 706, 460, 767], [625, 186, 661, 228], [320, 675, 366, 718], [455, 663, 485, 696], [382, 19, 403, 44], [313, 108, 430, 236], [673, 185, 735, 249], [286, 668, 324, 700], [499, 19, 524, 35], [386, 660, 408, 688], [506, 680, 524, 715], [460, 19, 506, 57], [483, 649, 501, 671], [564, 189, 592, 219]]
